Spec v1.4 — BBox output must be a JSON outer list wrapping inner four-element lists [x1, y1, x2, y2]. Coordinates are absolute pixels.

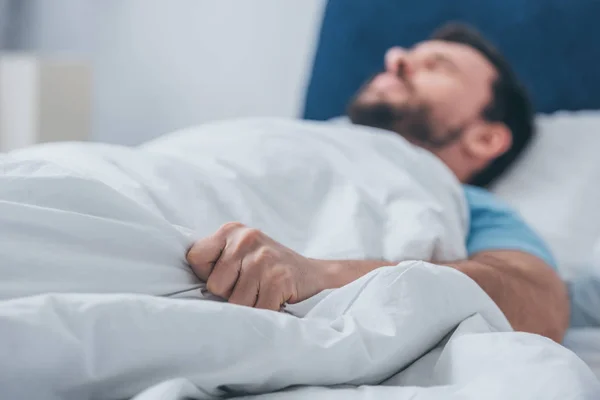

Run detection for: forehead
[[413, 40, 497, 84]]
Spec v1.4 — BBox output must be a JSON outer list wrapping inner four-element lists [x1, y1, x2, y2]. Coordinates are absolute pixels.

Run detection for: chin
[[347, 99, 400, 132]]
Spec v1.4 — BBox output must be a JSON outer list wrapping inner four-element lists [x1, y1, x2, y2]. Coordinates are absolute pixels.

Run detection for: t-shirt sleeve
[[464, 185, 557, 270]]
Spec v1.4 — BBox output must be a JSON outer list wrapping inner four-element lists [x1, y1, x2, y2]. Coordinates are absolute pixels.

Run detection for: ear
[[463, 122, 512, 162]]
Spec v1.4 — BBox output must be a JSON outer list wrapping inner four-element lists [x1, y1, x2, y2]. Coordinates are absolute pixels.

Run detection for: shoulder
[[463, 185, 557, 269], [464, 185, 513, 213]]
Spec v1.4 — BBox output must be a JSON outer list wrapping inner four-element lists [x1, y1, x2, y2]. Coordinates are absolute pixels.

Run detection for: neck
[[430, 148, 474, 184]]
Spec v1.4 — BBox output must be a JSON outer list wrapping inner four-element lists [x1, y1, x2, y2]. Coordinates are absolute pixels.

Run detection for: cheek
[[414, 78, 473, 126]]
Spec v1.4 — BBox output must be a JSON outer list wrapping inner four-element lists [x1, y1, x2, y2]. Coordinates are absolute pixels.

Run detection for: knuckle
[[255, 247, 275, 263], [245, 228, 262, 240], [219, 222, 245, 233], [280, 268, 294, 285], [269, 265, 292, 285], [239, 228, 262, 246]]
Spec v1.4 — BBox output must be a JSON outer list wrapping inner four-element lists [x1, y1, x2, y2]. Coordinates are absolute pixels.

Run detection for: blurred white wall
[[15, 0, 325, 144]]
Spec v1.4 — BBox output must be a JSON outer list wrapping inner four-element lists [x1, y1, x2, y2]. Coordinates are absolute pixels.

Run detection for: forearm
[[313, 252, 569, 342], [443, 252, 569, 342], [314, 259, 394, 289]]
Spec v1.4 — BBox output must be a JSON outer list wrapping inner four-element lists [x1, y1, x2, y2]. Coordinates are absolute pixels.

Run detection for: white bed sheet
[[1, 118, 598, 399], [565, 328, 600, 380]]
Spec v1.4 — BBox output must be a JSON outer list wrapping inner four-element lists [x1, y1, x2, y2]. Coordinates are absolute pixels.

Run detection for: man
[[186, 24, 570, 342]]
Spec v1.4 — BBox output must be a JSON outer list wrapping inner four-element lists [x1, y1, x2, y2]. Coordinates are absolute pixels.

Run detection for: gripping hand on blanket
[[186, 222, 329, 310], [188, 222, 569, 342]]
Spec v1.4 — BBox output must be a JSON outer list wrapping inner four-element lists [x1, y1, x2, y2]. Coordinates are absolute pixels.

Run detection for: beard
[[347, 83, 462, 149]]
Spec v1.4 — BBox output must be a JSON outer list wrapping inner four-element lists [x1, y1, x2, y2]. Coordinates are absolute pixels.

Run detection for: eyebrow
[[411, 43, 463, 74], [432, 53, 461, 73]]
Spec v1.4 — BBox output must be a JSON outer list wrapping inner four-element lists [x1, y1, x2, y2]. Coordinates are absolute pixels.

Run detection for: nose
[[384, 47, 412, 78]]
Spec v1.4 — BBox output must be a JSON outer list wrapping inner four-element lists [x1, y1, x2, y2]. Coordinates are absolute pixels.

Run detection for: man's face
[[348, 40, 497, 149]]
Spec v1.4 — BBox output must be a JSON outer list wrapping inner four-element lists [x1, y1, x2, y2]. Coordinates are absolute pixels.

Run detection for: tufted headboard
[[303, 0, 600, 120]]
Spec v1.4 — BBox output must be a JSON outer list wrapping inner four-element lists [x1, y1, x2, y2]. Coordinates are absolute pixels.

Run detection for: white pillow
[[493, 111, 600, 278]]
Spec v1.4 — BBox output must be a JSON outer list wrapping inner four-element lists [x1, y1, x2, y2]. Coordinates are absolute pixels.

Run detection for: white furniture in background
[[11, 1, 325, 145], [0, 54, 91, 152]]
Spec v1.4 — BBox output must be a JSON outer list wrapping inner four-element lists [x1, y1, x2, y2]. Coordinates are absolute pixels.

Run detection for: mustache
[[363, 69, 415, 94]]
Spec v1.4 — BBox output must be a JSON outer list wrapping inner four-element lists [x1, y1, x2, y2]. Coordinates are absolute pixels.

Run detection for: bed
[[1, 2, 600, 399], [304, 0, 600, 385], [0, 120, 598, 399], [494, 111, 600, 379], [7, 118, 599, 399]]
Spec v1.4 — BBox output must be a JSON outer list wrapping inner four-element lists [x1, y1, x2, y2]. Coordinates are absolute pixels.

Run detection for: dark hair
[[431, 23, 535, 187]]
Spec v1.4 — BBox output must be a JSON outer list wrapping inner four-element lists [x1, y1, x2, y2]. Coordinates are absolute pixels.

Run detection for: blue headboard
[[304, 0, 600, 120]]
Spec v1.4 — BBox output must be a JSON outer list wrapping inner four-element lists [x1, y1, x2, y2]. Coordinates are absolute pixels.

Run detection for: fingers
[[186, 232, 226, 281], [255, 283, 285, 311], [205, 245, 242, 299], [228, 267, 259, 307], [187, 222, 246, 280], [188, 222, 298, 312], [255, 265, 294, 311]]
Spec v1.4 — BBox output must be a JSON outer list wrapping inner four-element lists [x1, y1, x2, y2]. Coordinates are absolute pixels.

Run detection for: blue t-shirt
[[464, 185, 557, 270]]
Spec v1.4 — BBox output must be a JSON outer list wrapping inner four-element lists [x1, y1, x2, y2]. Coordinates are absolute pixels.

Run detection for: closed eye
[[430, 53, 460, 73]]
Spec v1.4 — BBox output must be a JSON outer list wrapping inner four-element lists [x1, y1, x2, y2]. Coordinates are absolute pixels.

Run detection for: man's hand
[[186, 222, 327, 310], [187, 223, 569, 342]]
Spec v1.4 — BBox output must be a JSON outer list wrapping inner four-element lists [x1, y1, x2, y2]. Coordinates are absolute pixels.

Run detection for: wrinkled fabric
[[0, 118, 597, 399]]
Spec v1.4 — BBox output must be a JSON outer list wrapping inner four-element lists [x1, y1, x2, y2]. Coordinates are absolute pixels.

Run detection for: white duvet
[[0, 118, 598, 399]]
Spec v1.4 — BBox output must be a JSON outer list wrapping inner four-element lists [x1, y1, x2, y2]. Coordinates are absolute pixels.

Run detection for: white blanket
[[0, 118, 598, 399]]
